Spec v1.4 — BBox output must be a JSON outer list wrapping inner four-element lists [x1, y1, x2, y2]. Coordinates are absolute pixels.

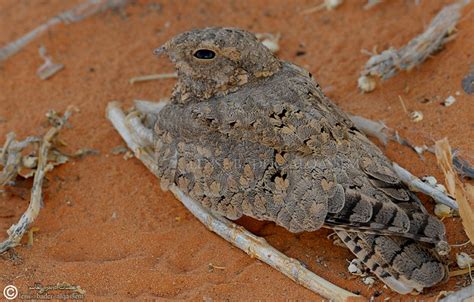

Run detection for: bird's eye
[[193, 49, 216, 60]]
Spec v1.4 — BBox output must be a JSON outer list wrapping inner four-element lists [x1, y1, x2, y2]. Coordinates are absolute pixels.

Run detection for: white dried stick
[[0, 0, 129, 62], [392, 163, 458, 211], [129, 73, 178, 84], [106, 101, 362, 302]]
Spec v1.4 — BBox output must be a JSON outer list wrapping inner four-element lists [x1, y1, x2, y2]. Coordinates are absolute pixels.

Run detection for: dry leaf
[[435, 138, 474, 244]]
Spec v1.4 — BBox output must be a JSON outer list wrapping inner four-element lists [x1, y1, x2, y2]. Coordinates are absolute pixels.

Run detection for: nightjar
[[151, 27, 448, 294]]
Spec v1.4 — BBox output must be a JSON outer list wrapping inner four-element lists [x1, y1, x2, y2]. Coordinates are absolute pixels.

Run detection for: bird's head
[[155, 27, 281, 102]]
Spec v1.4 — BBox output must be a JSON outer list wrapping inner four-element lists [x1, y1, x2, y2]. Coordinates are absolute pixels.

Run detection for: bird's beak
[[153, 46, 166, 57], [153, 42, 169, 57]]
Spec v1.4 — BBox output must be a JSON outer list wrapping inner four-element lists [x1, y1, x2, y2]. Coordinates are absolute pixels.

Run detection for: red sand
[[1, 0, 473, 300]]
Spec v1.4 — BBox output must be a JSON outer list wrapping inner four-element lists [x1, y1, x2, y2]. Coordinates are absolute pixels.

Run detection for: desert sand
[[1, 0, 473, 300]]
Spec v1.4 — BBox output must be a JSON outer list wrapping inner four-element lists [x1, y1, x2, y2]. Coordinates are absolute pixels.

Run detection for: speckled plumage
[[152, 27, 448, 294]]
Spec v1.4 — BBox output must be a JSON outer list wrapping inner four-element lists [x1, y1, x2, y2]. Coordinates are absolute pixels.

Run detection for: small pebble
[[456, 252, 473, 269], [434, 203, 452, 219], [414, 145, 428, 154], [435, 183, 447, 194], [410, 111, 423, 122], [325, 0, 344, 9], [363, 276, 375, 286], [358, 75, 376, 92], [422, 176, 437, 187], [256, 33, 280, 54], [443, 95, 456, 107], [462, 72, 474, 94], [348, 259, 364, 276], [22, 156, 38, 169]]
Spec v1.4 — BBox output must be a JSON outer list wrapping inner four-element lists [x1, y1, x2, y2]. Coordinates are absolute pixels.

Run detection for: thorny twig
[[359, 1, 468, 92], [0, 107, 75, 253], [106, 101, 362, 302], [0, 0, 129, 62]]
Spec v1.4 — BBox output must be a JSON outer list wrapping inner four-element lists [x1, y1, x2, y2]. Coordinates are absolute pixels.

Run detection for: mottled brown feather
[[152, 27, 449, 294]]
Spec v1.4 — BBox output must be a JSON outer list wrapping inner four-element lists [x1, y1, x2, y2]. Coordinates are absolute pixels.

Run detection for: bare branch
[[0, 0, 129, 62], [392, 163, 458, 211]]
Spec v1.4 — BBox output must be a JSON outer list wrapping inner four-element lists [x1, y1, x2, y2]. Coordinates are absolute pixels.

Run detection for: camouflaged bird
[[152, 27, 449, 294]]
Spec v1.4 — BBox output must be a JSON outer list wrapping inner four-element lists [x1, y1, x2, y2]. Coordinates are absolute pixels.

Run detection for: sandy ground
[[1, 0, 473, 300]]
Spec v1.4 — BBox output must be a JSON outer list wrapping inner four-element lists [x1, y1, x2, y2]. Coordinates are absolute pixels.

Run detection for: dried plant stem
[[349, 115, 390, 145], [359, 1, 467, 92], [0, 108, 74, 253], [106, 101, 362, 302], [392, 163, 458, 211], [0, 0, 129, 62], [449, 267, 472, 277], [129, 73, 178, 84]]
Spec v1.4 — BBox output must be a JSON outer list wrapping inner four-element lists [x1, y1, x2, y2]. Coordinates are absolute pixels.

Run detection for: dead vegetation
[[435, 139, 474, 245], [358, 1, 467, 92], [0, 107, 96, 253]]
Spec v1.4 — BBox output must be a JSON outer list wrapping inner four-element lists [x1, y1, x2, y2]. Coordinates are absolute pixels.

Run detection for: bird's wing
[[156, 66, 445, 242]]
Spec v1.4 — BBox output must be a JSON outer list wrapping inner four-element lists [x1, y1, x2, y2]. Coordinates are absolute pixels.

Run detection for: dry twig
[[0, 0, 129, 62], [358, 1, 467, 92], [129, 73, 178, 84], [106, 101, 362, 302], [0, 107, 75, 253], [392, 163, 458, 211]]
